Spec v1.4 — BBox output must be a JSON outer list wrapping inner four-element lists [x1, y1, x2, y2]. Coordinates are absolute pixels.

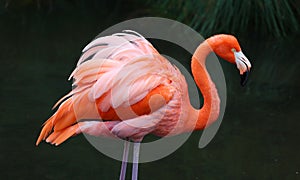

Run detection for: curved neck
[[187, 41, 220, 130]]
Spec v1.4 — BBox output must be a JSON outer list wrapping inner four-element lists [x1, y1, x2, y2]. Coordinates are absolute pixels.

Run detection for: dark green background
[[1, 1, 299, 179]]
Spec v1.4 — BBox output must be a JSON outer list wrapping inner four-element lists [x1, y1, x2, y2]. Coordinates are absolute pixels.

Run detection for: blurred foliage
[[0, 0, 119, 12], [1, 0, 299, 38], [148, 0, 300, 38]]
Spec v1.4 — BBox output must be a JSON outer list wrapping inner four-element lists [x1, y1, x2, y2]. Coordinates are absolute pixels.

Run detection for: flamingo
[[36, 30, 251, 180]]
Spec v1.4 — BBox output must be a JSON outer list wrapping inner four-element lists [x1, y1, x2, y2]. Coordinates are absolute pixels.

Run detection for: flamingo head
[[207, 34, 252, 86]]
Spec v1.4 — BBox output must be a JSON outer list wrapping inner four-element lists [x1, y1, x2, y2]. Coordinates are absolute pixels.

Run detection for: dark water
[[1, 3, 300, 180]]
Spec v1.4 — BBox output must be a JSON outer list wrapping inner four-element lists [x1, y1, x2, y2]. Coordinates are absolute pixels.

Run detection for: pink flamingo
[[36, 30, 251, 180]]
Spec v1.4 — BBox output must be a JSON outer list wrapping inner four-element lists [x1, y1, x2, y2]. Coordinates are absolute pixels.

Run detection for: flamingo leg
[[132, 142, 141, 180], [119, 140, 130, 180]]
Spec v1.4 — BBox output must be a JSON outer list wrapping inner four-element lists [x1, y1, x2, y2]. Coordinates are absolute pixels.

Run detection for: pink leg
[[132, 142, 141, 180], [119, 140, 130, 180]]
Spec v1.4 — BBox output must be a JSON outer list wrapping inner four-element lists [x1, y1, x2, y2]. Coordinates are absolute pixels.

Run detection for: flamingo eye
[[231, 48, 236, 52]]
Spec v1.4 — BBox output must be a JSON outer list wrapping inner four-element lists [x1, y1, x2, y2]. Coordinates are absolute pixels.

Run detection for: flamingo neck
[[188, 41, 220, 130]]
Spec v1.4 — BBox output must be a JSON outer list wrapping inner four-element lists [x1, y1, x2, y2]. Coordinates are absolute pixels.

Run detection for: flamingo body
[[36, 30, 251, 180], [37, 31, 252, 145], [36, 31, 194, 145]]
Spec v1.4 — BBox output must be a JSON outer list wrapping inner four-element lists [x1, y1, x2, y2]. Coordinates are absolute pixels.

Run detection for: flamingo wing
[[71, 30, 176, 116], [36, 31, 178, 145]]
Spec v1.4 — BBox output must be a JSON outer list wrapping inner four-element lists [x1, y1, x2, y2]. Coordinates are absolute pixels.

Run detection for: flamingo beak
[[234, 51, 251, 86], [240, 70, 250, 86]]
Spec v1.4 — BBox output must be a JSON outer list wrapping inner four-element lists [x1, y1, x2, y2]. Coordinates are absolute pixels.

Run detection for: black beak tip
[[240, 70, 250, 87]]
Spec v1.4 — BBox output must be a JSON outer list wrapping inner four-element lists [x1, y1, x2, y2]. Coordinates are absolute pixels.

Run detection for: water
[[1, 4, 299, 180]]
